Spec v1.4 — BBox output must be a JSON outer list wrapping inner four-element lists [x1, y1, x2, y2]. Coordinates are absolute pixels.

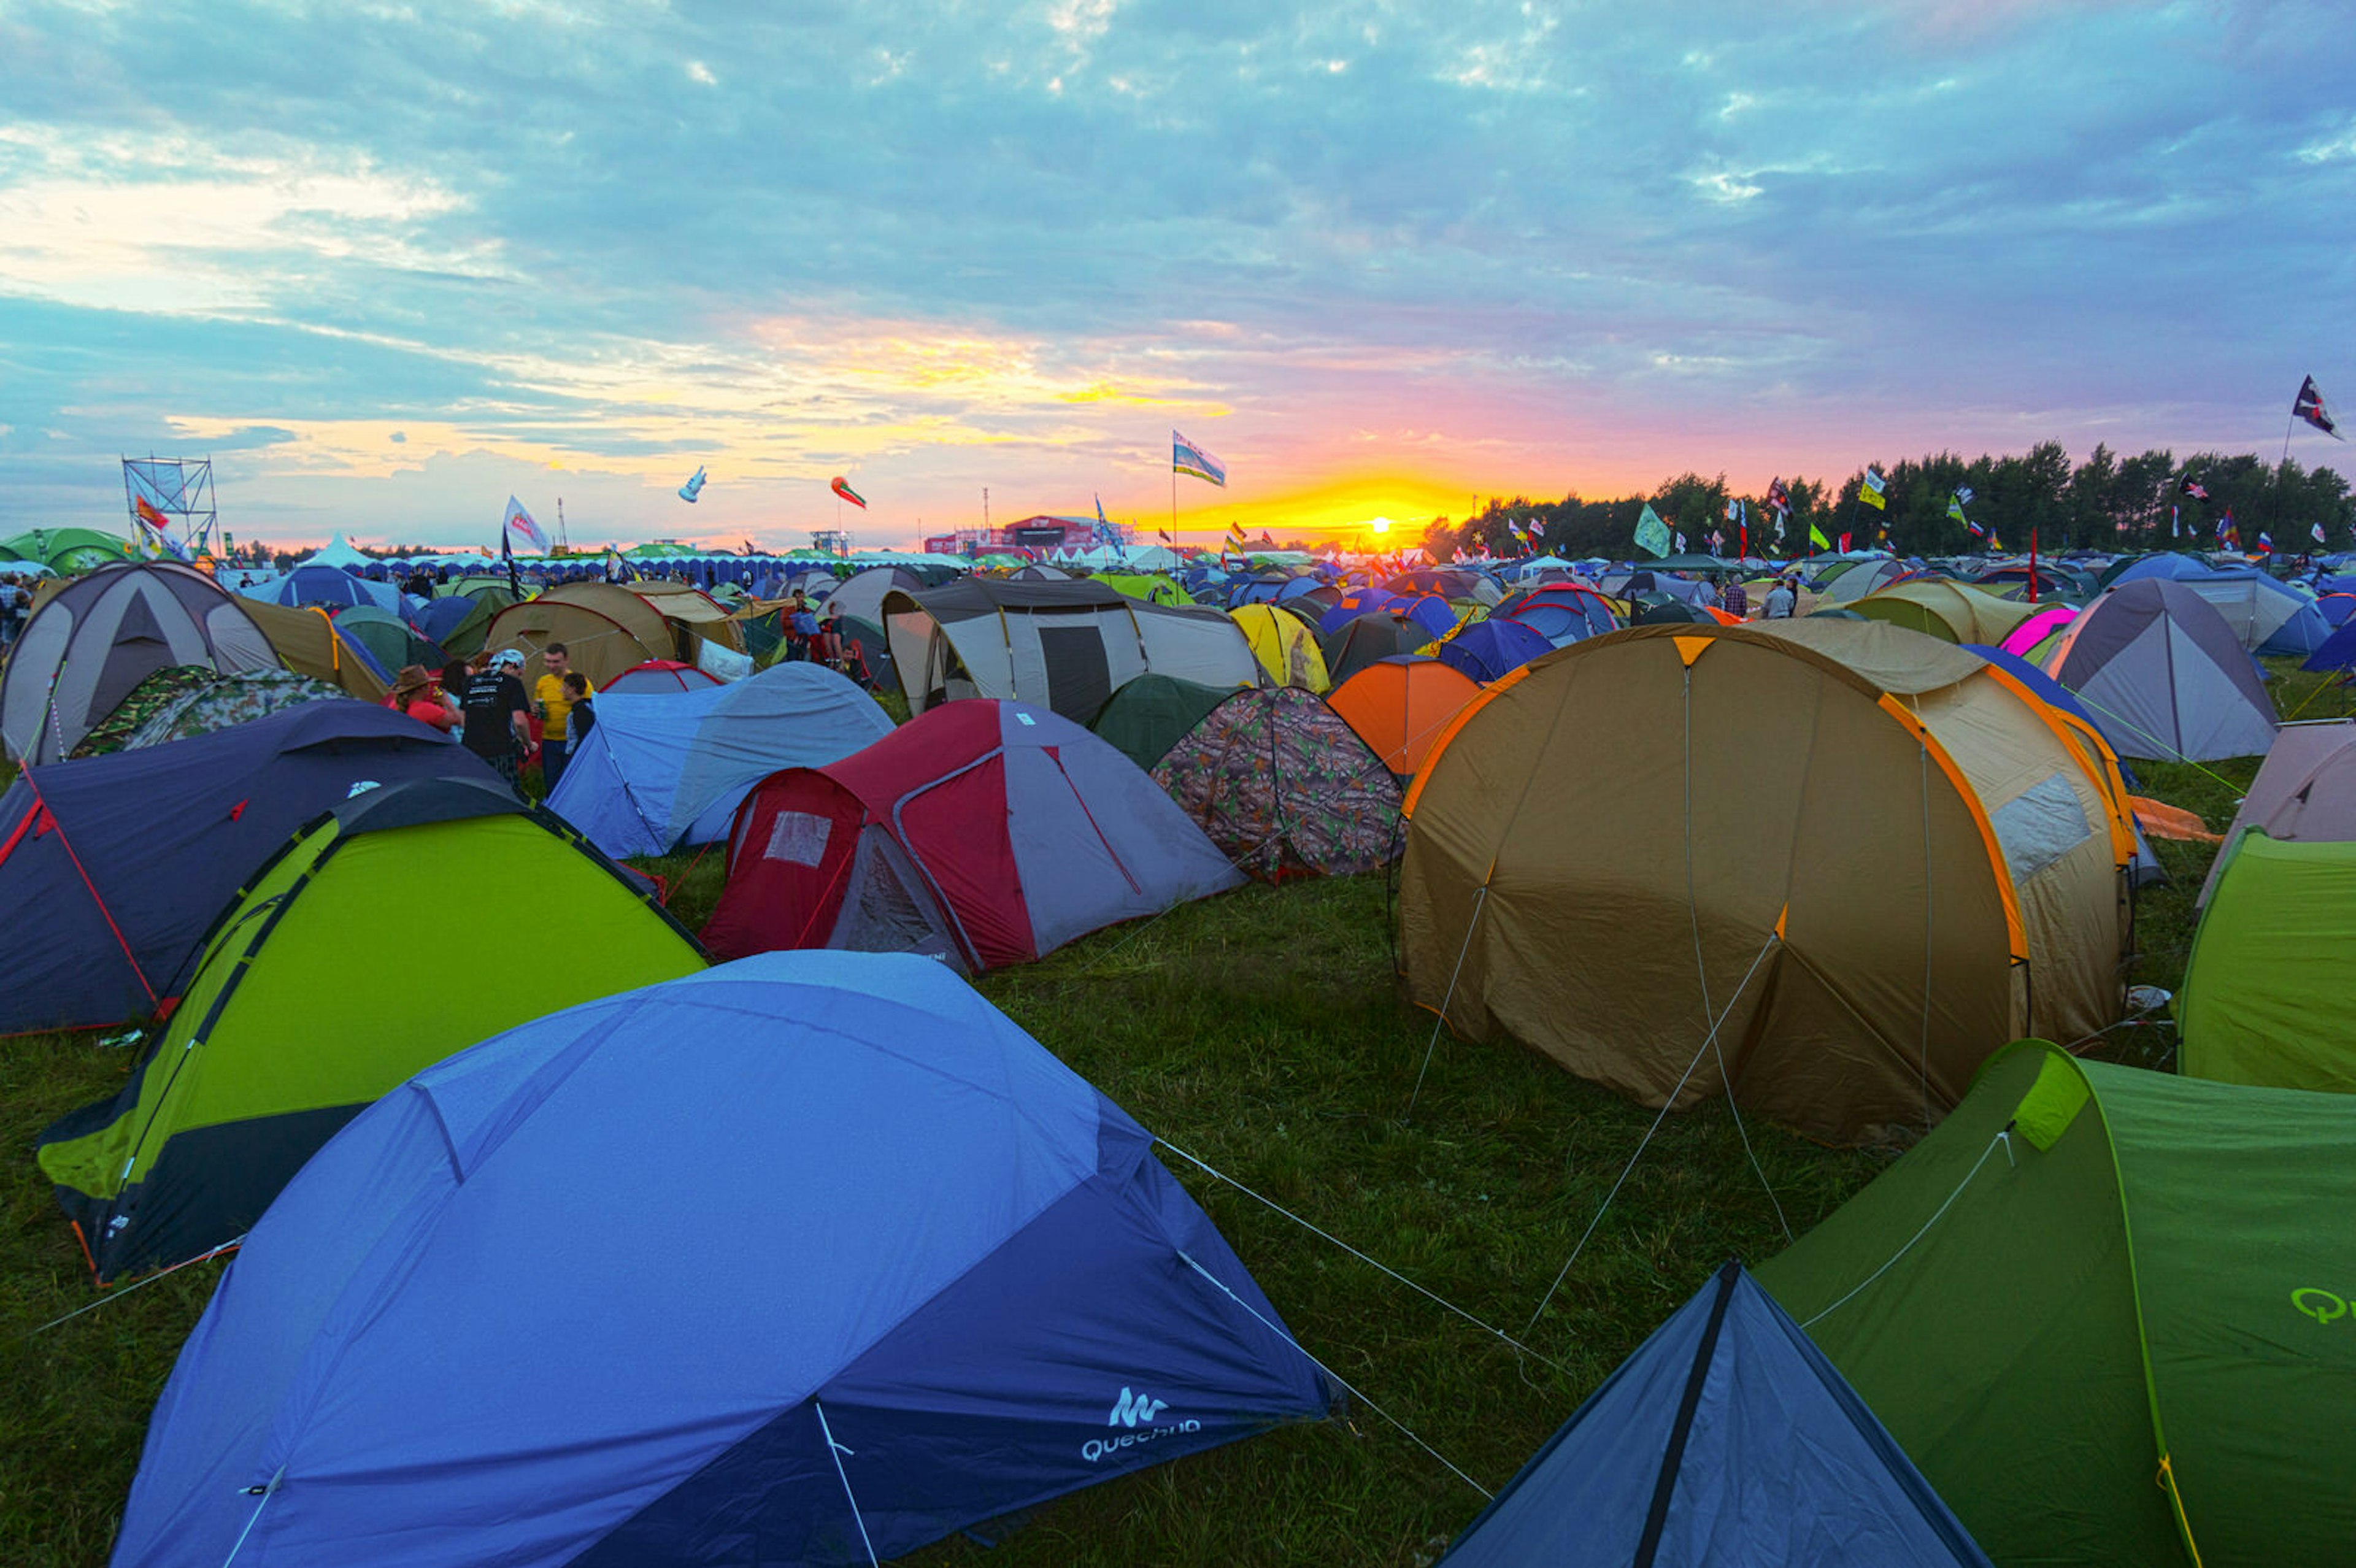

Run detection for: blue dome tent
[[113, 953, 1333, 1568], [1436, 618, 1552, 683]]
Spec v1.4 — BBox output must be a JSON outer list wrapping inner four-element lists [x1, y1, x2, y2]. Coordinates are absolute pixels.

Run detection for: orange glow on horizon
[[1142, 471, 1482, 548]]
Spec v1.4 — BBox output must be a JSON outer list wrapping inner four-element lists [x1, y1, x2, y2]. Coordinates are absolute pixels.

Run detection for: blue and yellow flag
[[1174, 430, 1227, 486]]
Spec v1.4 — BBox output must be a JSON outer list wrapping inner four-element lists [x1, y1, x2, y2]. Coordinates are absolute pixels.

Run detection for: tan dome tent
[[1851, 579, 2039, 645], [1398, 621, 2130, 1144], [885, 577, 1257, 721], [482, 582, 745, 689], [236, 598, 393, 702], [1, 563, 277, 763]]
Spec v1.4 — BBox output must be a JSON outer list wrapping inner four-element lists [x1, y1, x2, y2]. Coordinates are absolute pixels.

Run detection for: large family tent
[[1230, 601, 1331, 690], [1398, 622, 2130, 1145], [1322, 612, 1433, 683], [0, 525, 133, 574], [1087, 673, 1235, 771], [1435, 618, 1553, 683], [1152, 687, 1403, 880], [1326, 656, 1483, 779], [547, 663, 895, 858], [825, 563, 931, 626], [110, 953, 1333, 1568], [67, 667, 345, 756], [885, 578, 1256, 721], [1851, 579, 2039, 645], [36, 777, 704, 1283], [1, 563, 277, 763], [2041, 580, 2278, 761], [2195, 719, 2356, 904], [481, 582, 706, 688], [1441, 1262, 1990, 1568], [1756, 1041, 2356, 1567], [0, 703, 497, 1036], [234, 596, 394, 700], [2109, 555, 2332, 655], [704, 701, 1244, 971], [2176, 832, 2356, 1093]]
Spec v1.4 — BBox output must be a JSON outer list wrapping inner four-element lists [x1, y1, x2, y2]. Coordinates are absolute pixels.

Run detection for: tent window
[[1037, 624, 1114, 720], [762, 810, 832, 867], [1992, 774, 2092, 883]]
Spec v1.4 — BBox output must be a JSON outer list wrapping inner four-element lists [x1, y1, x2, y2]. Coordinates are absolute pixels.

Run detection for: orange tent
[[1326, 655, 1482, 779]]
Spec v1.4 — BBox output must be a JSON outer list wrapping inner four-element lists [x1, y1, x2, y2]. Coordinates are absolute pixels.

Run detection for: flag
[[677, 466, 707, 503], [1674, 530, 1688, 555], [1954, 485, 1974, 507], [2258, 530, 2275, 553], [1858, 469, 1887, 510], [502, 496, 548, 555], [2314, 522, 2329, 545], [1808, 521, 1830, 550], [1173, 430, 1227, 486], [1706, 529, 1723, 556], [1765, 477, 1791, 517], [830, 476, 867, 509], [604, 547, 630, 582], [1528, 517, 1546, 539], [2216, 509, 2239, 549], [1773, 509, 1785, 542], [1157, 527, 1174, 544], [2171, 504, 2181, 539], [1946, 490, 1971, 528], [1634, 503, 1673, 558], [1091, 494, 1125, 558], [1838, 532, 1852, 553], [2179, 474, 2209, 501], [2295, 374, 2342, 439]]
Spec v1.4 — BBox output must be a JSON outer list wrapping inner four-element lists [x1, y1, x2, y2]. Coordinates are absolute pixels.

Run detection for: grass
[[0, 660, 2341, 1566]]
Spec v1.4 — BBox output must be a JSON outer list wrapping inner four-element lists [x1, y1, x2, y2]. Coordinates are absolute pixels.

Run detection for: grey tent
[[1, 563, 279, 764], [884, 577, 1256, 721], [2196, 720, 2356, 905], [2044, 579, 2278, 762], [826, 564, 931, 628]]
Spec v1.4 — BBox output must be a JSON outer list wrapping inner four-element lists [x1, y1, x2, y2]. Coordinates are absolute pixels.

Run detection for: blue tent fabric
[[113, 953, 1333, 1568], [1401, 593, 1459, 640], [412, 594, 480, 645], [1437, 620, 1553, 683], [1441, 1264, 1990, 1568], [1318, 590, 1405, 636], [0, 702, 495, 1033], [2108, 557, 2331, 656], [547, 663, 894, 858], [241, 564, 406, 613], [2304, 615, 2356, 673]]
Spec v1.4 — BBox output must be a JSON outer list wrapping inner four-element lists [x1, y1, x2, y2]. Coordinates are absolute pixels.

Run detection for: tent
[[1230, 602, 1331, 690], [2195, 720, 2356, 904], [240, 563, 404, 613], [826, 563, 931, 627], [290, 531, 374, 569], [328, 604, 444, 673], [109, 952, 1333, 1568], [482, 582, 694, 689], [35, 777, 705, 1282], [1094, 570, 1190, 605], [884, 578, 1256, 721], [1152, 687, 1403, 880], [704, 701, 1244, 971], [1493, 583, 1619, 647], [601, 659, 723, 694], [1440, 1262, 1990, 1568], [0, 702, 495, 1036], [2041, 580, 2279, 761], [1317, 588, 1406, 636], [1398, 622, 2130, 1144], [1851, 580, 2039, 645], [547, 663, 895, 858], [1756, 1040, 2356, 1566], [2177, 832, 2356, 1092], [69, 667, 348, 757], [2109, 556, 2331, 655], [0, 563, 278, 764], [235, 596, 394, 700], [1087, 673, 1236, 771], [1326, 656, 1484, 780], [0, 526, 134, 574], [1819, 558, 1911, 602], [1436, 618, 1553, 683], [2000, 601, 2078, 657], [1322, 612, 1434, 684]]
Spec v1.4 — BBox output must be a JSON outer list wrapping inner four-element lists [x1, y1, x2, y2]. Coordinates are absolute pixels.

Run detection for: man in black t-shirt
[[461, 648, 534, 794]]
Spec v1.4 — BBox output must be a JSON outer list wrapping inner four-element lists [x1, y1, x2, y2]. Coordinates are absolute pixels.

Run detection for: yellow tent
[[1229, 604, 1330, 691]]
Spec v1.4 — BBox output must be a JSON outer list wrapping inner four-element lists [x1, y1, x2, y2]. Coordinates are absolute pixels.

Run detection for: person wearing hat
[[461, 648, 534, 794], [387, 664, 460, 734]]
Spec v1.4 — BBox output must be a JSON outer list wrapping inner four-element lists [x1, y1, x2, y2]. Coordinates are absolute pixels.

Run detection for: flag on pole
[[1634, 503, 1673, 558], [2295, 374, 2342, 439], [2258, 530, 2275, 553], [1174, 430, 1228, 486], [1673, 530, 1688, 555], [1807, 521, 1830, 550], [1946, 490, 1971, 528], [1528, 517, 1546, 539], [2314, 522, 2329, 545], [830, 476, 868, 509], [2216, 509, 2239, 549], [2171, 504, 2181, 538], [1858, 469, 1888, 510], [1706, 529, 1723, 556], [502, 496, 549, 555], [2179, 474, 2209, 501], [1157, 526, 1174, 544], [677, 466, 707, 504], [1765, 477, 1791, 517], [1838, 532, 1853, 553], [1091, 494, 1125, 559]]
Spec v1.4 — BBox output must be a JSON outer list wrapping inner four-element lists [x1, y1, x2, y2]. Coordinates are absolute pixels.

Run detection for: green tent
[[1, 526, 136, 573], [1093, 571, 1189, 606], [36, 777, 706, 1284], [1757, 1040, 2356, 1566], [2177, 831, 2356, 1093], [330, 604, 445, 671], [1087, 674, 1235, 771]]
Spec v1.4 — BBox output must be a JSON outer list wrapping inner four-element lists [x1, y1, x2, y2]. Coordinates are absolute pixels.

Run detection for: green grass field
[[0, 666, 2338, 1566]]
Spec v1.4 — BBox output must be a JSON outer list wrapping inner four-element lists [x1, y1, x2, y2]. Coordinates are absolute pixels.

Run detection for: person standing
[[561, 672, 596, 749], [1763, 577, 1797, 619], [533, 643, 590, 795], [1719, 577, 1748, 619], [463, 648, 534, 795]]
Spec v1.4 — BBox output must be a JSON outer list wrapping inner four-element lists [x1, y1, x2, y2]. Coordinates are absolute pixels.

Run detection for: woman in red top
[[388, 664, 460, 734]]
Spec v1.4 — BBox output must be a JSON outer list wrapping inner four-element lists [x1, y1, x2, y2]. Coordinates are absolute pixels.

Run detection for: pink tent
[[2000, 602, 2077, 658]]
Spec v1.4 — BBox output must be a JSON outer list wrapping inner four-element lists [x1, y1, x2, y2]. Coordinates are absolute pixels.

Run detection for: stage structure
[[123, 455, 217, 553]]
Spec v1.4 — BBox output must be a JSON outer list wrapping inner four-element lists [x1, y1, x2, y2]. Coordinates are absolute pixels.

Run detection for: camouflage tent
[[1152, 686, 1403, 880], [71, 667, 352, 756]]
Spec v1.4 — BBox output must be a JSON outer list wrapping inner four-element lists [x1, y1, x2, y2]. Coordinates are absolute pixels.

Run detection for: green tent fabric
[[1, 526, 135, 573], [331, 604, 444, 671], [1093, 571, 1189, 606], [1087, 673, 1234, 771], [71, 666, 348, 756], [1851, 580, 2039, 645], [2177, 831, 2356, 1092], [36, 777, 706, 1284], [1756, 1040, 2356, 1566]]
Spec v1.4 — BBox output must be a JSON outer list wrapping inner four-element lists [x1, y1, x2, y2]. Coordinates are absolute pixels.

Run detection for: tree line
[[1422, 443, 2355, 562]]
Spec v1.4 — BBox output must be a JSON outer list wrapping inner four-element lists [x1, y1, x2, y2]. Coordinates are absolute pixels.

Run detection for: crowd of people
[[385, 640, 598, 799]]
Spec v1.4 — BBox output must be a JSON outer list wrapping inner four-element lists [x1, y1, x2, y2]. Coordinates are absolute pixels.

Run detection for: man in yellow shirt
[[534, 642, 592, 795]]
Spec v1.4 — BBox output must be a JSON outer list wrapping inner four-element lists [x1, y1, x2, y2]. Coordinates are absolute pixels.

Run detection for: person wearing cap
[[461, 648, 534, 793], [387, 664, 460, 734]]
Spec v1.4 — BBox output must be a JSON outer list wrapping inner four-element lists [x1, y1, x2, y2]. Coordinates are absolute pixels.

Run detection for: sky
[[1, 1, 2352, 553]]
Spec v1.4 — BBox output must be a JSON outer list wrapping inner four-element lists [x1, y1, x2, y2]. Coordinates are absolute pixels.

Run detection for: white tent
[[294, 532, 376, 569]]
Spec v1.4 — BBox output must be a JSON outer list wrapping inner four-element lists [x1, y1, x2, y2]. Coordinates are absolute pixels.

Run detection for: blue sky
[[1, 0, 2350, 550]]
